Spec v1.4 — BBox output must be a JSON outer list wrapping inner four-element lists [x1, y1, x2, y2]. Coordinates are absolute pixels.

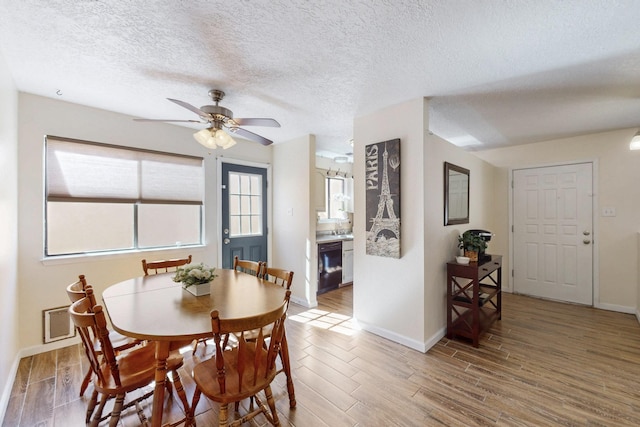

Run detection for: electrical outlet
[[602, 207, 616, 217]]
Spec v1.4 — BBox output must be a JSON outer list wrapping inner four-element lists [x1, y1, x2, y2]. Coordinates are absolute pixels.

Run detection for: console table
[[446, 255, 502, 347]]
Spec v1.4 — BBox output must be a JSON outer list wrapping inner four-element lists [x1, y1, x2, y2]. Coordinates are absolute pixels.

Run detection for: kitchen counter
[[316, 234, 354, 243]]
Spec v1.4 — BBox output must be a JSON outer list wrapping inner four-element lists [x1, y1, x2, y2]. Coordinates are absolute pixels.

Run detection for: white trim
[[509, 159, 599, 307], [290, 296, 315, 308], [356, 319, 445, 353], [216, 157, 272, 267], [597, 302, 636, 314], [0, 336, 83, 423], [0, 354, 19, 425], [41, 245, 206, 265]]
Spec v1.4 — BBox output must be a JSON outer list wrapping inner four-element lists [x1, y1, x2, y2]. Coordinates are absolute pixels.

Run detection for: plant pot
[[464, 250, 479, 262], [184, 282, 211, 296]]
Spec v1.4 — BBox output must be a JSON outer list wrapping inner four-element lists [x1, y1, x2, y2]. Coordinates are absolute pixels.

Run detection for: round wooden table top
[[102, 269, 286, 342]]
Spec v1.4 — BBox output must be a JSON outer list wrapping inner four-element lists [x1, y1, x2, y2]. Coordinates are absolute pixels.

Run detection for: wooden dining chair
[[192, 256, 263, 355], [189, 291, 291, 427], [259, 267, 296, 407], [69, 289, 192, 427], [233, 256, 263, 276], [142, 254, 192, 275], [65, 275, 143, 397], [261, 267, 294, 290]]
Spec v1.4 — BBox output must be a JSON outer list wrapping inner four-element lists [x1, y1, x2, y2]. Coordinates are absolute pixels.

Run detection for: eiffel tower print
[[365, 139, 400, 258]]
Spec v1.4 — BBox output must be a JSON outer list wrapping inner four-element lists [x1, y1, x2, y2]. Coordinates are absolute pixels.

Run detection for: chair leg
[[279, 333, 296, 408], [79, 367, 93, 397], [165, 375, 174, 395], [90, 393, 109, 427], [264, 385, 280, 426], [109, 393, 126, 427], [189, 388, 202, 421], [86, 389, 99, 423], [170, 369, 192, 422], [219, 403, 229, 427]]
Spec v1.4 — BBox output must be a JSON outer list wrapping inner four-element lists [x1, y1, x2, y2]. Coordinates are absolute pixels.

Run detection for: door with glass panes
[[221, 162, 268, 268]]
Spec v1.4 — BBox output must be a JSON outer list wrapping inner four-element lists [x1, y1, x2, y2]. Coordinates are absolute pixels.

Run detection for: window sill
[[41, 244, 206, 266]]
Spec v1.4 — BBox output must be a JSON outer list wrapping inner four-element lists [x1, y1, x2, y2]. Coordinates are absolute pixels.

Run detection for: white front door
[[512, 163, 593, 305]]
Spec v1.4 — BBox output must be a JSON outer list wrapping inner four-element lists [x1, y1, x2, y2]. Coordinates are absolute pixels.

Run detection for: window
[[227, 171, 263, 237], [45, 136, 204, 256], [317, 177, 347, 220]]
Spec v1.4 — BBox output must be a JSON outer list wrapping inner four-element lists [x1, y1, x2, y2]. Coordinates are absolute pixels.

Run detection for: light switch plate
[[602, 207, 616, 217]]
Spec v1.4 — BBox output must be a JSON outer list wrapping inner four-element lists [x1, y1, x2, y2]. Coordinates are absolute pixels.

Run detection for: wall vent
[[43, 306, 75, 343]]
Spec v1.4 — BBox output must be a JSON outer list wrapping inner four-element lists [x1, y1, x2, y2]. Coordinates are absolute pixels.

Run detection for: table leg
[[151, 341, 170, 427]]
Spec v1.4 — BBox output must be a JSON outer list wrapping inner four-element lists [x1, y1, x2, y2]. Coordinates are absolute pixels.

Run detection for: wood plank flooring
[[4, 286, 640, 426]]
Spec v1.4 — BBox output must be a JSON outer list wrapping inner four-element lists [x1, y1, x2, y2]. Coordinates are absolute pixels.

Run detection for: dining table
[[102, 268, 293, 427]]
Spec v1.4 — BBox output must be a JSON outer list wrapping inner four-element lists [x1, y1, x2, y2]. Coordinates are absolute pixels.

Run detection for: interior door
[[221, 162, 268, 269], [512, 163, 593, 305]]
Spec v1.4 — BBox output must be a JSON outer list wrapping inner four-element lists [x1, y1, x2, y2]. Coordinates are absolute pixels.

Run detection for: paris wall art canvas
[[365, 138, 400, 258]]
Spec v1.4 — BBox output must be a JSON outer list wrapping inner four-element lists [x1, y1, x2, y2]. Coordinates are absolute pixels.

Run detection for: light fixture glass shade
[[193, 127, 237, 149], [630, 132, 640, 150]]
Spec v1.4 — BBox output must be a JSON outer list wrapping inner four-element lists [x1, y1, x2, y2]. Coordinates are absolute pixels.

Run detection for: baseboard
[[355, 318, 445, 353], [1, 335, 82, 424], [0, 353, 21, 426], [290, 295, 316, 309], [594, 302, 636, 314]]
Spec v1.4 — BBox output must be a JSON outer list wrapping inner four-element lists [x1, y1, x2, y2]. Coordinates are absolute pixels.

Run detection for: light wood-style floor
[[4, 286, 640, 426]]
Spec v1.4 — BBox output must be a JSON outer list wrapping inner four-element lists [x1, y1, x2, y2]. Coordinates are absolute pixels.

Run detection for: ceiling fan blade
[[229, 127, 273, 146], [167, 98, 209, 117], [232, 118, 281, 128], [133, 118, 203, 123]]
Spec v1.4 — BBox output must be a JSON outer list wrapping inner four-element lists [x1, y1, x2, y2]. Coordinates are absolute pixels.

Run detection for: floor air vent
[[43, 306, 75, 343]]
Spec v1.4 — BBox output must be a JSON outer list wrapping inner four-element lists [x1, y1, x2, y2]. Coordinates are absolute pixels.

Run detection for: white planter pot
[[184, 283, 211, 296]]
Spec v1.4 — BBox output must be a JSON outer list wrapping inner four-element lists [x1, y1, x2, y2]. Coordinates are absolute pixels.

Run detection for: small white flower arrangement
[[173, 263, 217, 288]]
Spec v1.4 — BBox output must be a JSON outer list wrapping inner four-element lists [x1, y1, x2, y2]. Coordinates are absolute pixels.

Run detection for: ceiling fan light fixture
[[630, 132, 640, 150], [193, 127, 237, 149]]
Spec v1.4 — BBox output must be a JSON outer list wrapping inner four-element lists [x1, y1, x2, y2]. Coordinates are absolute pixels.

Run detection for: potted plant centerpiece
[[173, 263, 217, 296], [458, 231, 487, 262]]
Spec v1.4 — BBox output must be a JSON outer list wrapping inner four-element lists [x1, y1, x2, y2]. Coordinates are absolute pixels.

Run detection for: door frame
[[216, 157, 272, 268], [508, 158, 600, 307]]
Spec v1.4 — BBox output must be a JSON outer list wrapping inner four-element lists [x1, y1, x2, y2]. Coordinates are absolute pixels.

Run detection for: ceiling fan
[[134, 89, 280, 148]]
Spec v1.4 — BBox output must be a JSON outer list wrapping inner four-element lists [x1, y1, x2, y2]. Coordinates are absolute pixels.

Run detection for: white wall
[[16, 93, 271, 352], [352, 97, 498, 351], [272, 135, 316, 307], [476, 128, 640, 311], [0, 50, 19, 421], [423, 132, 497, 343]]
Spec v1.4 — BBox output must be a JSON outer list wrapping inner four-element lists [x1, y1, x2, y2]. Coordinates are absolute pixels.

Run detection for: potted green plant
[[173, 263, 217, 296], [458, 231, 487, 262]]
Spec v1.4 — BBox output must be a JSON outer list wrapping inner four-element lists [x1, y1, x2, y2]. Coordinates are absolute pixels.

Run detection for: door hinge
[[511, 269, 514, 277], [512, 225, 514, 232]]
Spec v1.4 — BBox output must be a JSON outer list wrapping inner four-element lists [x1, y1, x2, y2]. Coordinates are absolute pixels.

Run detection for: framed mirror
[[444, 162, 470, 225]]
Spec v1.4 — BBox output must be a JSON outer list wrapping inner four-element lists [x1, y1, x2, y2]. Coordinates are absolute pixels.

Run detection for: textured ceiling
[[2, 0, 640, 159]]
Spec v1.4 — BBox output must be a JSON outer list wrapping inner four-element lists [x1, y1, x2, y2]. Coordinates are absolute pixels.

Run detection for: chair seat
[[108, 330, 141, 350], [192, 344, 276, 404], [94, 343, 183, 394]]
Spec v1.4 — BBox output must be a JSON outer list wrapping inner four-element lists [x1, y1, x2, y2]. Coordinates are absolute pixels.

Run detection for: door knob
[[583, 230, 590, 236], [583, 239, 591, 244], [224, 238, 230, 244]]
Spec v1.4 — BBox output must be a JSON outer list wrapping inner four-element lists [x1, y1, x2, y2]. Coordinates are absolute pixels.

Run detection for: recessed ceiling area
[[1, 1, 640, 158]]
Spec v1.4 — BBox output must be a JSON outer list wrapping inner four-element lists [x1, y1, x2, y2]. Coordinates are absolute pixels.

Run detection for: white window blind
[[44, 136, 204, 256], [46, 136, 204, 204]]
